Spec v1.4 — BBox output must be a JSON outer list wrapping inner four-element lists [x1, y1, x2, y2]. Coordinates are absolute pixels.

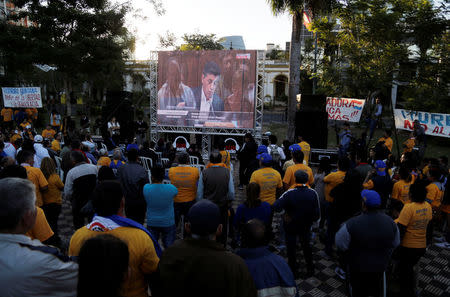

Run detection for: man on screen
[[192, 61, 224, 120]]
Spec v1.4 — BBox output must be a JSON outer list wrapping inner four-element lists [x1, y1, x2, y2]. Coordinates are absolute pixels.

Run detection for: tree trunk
[[287, 10, 302, 142]]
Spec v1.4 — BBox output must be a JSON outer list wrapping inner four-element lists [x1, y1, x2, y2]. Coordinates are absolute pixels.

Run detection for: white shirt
[[33, 143, 50, 168], [200, 88, 212, 114], [3, 142, 16, 159]]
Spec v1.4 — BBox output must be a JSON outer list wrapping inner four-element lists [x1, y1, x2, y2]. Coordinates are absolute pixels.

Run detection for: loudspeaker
[[299, 94, 326, 112], [295, 111, 328, 149]]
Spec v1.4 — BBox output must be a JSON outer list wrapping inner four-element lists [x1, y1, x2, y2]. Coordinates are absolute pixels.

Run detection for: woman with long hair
[[40, 157, 64, 235], [234, 183, 272, 244], [77, 234, 129, 297]]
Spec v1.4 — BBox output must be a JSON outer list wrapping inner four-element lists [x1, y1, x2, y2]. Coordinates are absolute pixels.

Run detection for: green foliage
[[178, 33, 224, 51], [0, 0, 135, 106], [313, 0, 448, 111]]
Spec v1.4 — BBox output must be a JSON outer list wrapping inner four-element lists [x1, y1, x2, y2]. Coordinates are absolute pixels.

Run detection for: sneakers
[[335, 267, 346, 280], [435, 242, 450, 250], [238, 185, 244, 190]]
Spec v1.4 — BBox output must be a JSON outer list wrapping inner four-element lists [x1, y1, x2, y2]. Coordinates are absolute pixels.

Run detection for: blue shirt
[[143, 183, 178, 227], [234, 201, 272, 227]]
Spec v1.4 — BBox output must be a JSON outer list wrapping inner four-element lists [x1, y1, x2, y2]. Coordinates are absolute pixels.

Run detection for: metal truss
[[149, 51, 158, 142]]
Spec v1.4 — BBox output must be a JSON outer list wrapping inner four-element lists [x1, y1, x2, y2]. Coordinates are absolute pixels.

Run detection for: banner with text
[[326, 97, 365, 122], [394, 109, 450, 138], [2, 87, 42, 108]]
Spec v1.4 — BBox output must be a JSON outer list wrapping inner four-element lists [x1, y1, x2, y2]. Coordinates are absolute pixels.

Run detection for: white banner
[[2, 87, 42, 108], [394, 109, 450, 138], [326, 97, 365, 122]]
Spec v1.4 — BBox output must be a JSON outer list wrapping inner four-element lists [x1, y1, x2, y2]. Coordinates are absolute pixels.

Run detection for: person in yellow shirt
[[378, 129, 393, 152], [51, 133, 62, 153], [283, 150, 314, 190], [41, 125, 56, 139], [97, 148, 112, 167], [1, 107, 14, 129], [10, 128, 22, 144], [403, 132, 415, 153], [323, 157, 350, 203], [250, 153, 283, 205], [395, 179, 432, 297], [40, 157, 64, 236], [69, 181, 160, 297], [17, 150, 48, 207], [19, 118, 32, 130], [169, 152, 200, 227], [391, 166, 413, 218], [297, 135, 311, 165]]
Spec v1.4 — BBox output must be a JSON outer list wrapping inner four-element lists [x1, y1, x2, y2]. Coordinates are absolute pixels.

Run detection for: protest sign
[[394, 109, 450, 138], [326, 97, 365, 122], [2, 87, 42, 108]]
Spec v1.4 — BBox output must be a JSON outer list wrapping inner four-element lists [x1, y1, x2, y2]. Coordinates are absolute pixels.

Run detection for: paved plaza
[[57, 161, 450, 297]]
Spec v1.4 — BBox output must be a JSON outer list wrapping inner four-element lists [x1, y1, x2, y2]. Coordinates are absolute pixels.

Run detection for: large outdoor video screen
[[157, 50, 257, 129]]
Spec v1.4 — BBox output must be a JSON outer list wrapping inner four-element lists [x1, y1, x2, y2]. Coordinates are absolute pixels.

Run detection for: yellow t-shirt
[[1, 108, 13, 122], [378, 136, 393, 152], [426, 183, 443, 209], [391, 179, 412, 204], [206, 162, 227, 169], [97, 156, 112, 167], [298, 141, 311, 165], [24, 165, 49, 207], [250, 167, 282, 205], [283, 163, 314, 188], [324, 170, 346, 202], [10, 133, 22, 143], [69, 226, 160, 297], [396, 202, 432, 248], [168, 166, 200, 203], [42, 128, 56, 139], [26, 207, 54, 242], [43, 173, 64, 205], [219, 150, 231, 169], [51, 139, 61, 152], [403, 138, 415, 153], [20, 121, 31, 130]]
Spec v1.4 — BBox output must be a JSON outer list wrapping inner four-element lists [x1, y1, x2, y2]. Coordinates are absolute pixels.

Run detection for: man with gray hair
[[0, 178, 78, 296]]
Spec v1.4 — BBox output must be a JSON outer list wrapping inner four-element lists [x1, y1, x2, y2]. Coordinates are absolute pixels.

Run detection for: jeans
[[285, 225, 314, 274], [174, 200, 196, 227], [396, 246, 425, 297], [349, 270, 384, 297], [41, 203, 62, 235], [147, 225, 176, 249]]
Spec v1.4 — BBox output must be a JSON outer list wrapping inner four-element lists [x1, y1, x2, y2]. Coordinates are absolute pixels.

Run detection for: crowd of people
[[0, 109, 448, 297]]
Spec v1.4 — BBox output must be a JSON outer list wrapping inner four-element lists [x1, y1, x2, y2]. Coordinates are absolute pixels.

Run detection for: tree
[[268, 0, 333, 141], [313, 0, 448, 112], [179, 33, 224, 51], [0, 0, 141, 115]]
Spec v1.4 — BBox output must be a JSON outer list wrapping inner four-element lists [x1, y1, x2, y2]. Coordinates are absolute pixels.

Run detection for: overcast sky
[[128, 0, 293, 59]]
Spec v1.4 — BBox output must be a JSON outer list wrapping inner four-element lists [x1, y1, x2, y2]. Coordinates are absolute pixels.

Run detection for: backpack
[[269, 145, 283, 175], [270, 145, 281, 164]]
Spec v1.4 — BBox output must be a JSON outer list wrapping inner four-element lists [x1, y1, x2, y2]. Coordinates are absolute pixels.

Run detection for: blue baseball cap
[[361, 189, 381, 207], [258, 153, 272, 165], [257, 145, 268, 154], [289, 144, 302, 152], [187, 200, 221, 236], [375, 160, 386, 176]]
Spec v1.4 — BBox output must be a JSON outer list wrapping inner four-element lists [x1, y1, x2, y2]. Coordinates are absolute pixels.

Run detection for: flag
[[303, 11, 312, 31]]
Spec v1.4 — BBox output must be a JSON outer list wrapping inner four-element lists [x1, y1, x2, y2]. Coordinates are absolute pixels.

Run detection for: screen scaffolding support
[[148, 50, 265, 159]]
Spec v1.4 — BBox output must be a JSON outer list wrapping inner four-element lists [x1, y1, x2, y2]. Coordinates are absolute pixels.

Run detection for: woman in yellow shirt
[[40, 157, 64, 236], [391, 166, 413, 218], [395, 179, 432, 297]]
